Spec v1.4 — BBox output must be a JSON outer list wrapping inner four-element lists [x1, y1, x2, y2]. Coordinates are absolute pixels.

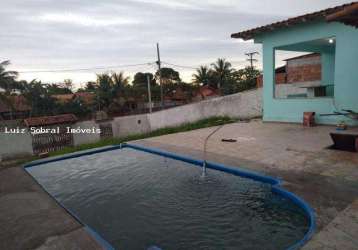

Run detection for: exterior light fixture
[[328, 38, 334, 44]]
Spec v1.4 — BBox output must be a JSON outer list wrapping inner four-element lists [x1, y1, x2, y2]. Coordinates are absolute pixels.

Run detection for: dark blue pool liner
[[23, 143, 315, 250]]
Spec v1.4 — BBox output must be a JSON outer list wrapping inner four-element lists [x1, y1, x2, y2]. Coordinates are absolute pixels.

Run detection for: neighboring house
[[0, 95, 31, 120], [51, 94, 75, 104], [164, 87, 189, 106], [232, 2, 358, 125], [256, 53, 323, 98], [52, 92, 96, 105], [74, 92, 96, 105], [193, 85, 220, 102]]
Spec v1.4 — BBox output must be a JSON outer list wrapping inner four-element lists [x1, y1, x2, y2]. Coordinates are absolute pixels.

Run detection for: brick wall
[[286, 64, 321, 83], [286, 54, 321, 83], [256, 72, 287, 88], [256, 54, 322, 88]]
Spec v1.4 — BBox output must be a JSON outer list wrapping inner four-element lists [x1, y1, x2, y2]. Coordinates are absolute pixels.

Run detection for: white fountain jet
[[202, 124, 225, 177]]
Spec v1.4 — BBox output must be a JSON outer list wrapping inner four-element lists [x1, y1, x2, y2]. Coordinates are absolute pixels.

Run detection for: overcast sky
[[1, 0, 351, 87]]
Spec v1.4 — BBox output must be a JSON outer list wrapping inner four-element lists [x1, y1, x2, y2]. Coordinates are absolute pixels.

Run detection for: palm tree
[[0, 60, 18, 119], [111, 72, 129, 95], [192, 66, 212, 86], [211, 58, 233, 89], [0, 60, 18, 92]]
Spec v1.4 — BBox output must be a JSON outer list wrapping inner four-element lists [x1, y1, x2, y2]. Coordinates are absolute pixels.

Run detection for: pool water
[[27, 148, 309, 250]]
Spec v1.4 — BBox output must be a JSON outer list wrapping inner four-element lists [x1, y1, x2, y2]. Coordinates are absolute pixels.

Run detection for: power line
[[245, 52, 259, 68], [162, 60, 247, 70], [161, 61, 197, 70], [17, 62, 156, 73]]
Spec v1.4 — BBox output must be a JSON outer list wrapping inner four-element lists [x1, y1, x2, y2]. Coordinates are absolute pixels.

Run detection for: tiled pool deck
[[0, 120, 357, 249]]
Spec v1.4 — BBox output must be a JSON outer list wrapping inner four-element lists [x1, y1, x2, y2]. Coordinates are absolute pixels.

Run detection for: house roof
[[326, 2, 358, 27], [75, 92, 96, 104], [283, 53, 320, 61], [231, 2, 358, 40], [51, 92, 96, 105], [24, 113, 78, 127], [196, 85, 220, 98], [0, 95, 31, 113], [51, 94, 75, 103]]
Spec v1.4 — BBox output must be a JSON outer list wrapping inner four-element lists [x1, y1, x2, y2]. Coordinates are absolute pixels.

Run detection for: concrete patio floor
[[0, 166, 104, 250], [136, 120, 358, 250]]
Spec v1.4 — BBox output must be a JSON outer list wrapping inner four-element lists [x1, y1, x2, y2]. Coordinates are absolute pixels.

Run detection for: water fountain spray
[[202, 124, 225, 177]]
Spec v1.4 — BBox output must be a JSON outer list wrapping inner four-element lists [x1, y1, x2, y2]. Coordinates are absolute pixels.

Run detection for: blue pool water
[[27, 147, 309, 250]]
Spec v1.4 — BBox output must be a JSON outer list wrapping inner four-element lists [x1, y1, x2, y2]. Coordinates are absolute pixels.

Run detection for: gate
[[31, 125, 74, 154], [99, 122, 113, 139]]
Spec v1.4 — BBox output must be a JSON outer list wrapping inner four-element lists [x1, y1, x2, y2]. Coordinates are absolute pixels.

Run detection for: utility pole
[[156, 43, 164, 109], [245, 51, 259, 68], [146, 74, 152, 113]]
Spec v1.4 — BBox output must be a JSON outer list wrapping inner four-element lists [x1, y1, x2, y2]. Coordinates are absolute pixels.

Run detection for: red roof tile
[[231, 2, 358, 40], [24, 114, 78, 127]]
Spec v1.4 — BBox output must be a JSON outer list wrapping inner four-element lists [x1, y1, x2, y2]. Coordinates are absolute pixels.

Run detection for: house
[[51, 94, 75, 104], [0, 95, 31, 120], [164, 87, 189, 106], [256, 53, 323, 98], [74, 92, 96, 105], [232, 2, 358, 125], [193, 85, 220, 102], [51, 92, 96, 105]]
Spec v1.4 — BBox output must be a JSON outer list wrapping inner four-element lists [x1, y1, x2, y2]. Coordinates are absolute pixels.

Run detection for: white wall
[[0, 89, 263, 159], [112, 114, 151, 137], [72, 120, 100, 146], [0, 130, 33, 160], [148, 89, 262, 130], [275, 84, 307, 98]]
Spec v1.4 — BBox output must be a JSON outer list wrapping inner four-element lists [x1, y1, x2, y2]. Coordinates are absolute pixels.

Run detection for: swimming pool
[[24, 143, 315, 250]]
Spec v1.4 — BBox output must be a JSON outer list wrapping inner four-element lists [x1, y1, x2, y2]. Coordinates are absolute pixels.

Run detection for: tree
[[211, 58, 233, 89], [96, 73, 113, 109], [94, 72, 130, 112], [47, 83, 72, 95], [111, 72, 129, 96], [0, 60, 18, 92], [234, 67, 261, 92], [155, 67, 181, 85], [192, 66, 213, 86], [0, 60, 19, 118], [60, 79, 73, 91], [84, 81, 97, 92], [22, 79, 56, 117], [132, 72, 156, 88]]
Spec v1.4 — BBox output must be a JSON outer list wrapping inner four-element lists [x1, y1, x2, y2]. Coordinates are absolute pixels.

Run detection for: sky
[[1, 0, 352, 88]]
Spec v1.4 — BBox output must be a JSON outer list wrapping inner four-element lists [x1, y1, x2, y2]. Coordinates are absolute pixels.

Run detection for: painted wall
[[0, 131, 33, 160], [72, 120, 100, 146], [148, 89, 262, 130], [257, 21, 358, 125], [112, 114, 151, 137], [0, 89, 262, 159]]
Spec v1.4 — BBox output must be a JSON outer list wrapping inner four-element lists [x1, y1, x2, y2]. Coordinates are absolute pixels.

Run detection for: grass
[[48, 116, 238, 157]]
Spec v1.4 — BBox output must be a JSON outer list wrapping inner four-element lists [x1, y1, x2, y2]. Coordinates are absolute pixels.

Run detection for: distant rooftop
[[24, 114, 78, 127]]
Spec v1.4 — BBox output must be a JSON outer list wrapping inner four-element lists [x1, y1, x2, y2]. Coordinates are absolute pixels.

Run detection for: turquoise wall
[[255, 21, 358, 125], [322, 51, 335, 97]]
